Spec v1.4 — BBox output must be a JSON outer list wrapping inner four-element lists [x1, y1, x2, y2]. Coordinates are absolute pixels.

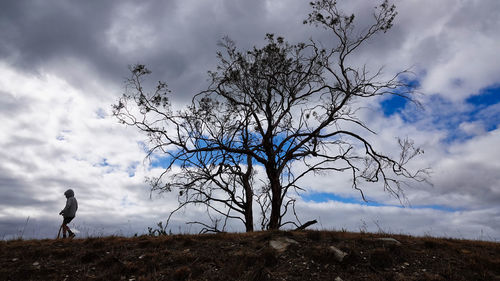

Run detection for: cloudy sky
[[1, 0, 499, 241]]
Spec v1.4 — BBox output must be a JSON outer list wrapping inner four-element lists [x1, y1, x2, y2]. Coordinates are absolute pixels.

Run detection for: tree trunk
[[244, 204, 254, 232], [243, 154, 254, 232], [243, 180, 254, 232], [267, 171, 282, 230]]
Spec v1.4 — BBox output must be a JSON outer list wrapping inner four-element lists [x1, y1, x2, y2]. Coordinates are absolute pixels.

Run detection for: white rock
[[269, 237, 298, 253], [329, 246, 348, 262], [335, 277, 343, 281]]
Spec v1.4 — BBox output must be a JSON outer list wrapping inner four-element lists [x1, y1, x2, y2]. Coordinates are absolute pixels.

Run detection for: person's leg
[[67, 225, 74, 237], [62, 223, 68, 238], [63, 217, 75, 238]]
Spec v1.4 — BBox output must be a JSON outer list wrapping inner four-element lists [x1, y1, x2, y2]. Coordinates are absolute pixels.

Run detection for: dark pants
[[62, 217, 75, 236], [63, 216, 74, 225]]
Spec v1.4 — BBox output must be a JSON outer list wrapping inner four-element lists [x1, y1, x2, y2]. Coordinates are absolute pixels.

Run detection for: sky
[[1, 0, 499, 241]]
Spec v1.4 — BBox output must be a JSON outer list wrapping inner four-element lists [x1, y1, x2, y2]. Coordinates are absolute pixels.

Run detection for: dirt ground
[[1, 230, 499, 281]]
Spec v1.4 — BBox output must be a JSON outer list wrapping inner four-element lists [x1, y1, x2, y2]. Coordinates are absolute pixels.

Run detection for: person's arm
[[59, 198, 71, 215]]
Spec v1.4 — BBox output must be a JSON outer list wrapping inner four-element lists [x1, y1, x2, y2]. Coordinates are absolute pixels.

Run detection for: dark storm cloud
[[0, 0, 313, 101], [0, 165, 58, 208], [0, 0, 180, 95], [0, 1, 114, 69]]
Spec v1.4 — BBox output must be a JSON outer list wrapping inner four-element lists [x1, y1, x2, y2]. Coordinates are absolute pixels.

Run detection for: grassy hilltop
[[1, 230, 499, 281]]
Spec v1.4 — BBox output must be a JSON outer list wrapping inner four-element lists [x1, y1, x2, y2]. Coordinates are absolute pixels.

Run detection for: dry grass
[[0, 230, 499, 280]]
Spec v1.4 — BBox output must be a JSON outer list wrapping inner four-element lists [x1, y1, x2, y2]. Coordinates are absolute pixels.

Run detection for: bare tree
[[113, 0, 428, 231], [113, 64, 257, 232]]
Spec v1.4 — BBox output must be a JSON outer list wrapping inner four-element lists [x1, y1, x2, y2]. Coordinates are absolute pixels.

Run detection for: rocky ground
[[1, 230, 499, 280]]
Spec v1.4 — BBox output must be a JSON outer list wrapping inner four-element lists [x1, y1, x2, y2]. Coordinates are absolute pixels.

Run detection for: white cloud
[[293, 200, 499, 240], [394, 0, 500, 100], [459, 121, 486, 136]]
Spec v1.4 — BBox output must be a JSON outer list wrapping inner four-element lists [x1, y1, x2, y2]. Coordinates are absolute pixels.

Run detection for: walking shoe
[[69, 233, 75, 239]]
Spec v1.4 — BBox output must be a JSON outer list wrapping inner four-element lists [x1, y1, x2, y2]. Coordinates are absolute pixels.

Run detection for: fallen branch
[[295, 220, 317, 231]]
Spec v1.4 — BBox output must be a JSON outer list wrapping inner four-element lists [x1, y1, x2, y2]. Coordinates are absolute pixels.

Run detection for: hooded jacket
[[61, 189, 78, 218]]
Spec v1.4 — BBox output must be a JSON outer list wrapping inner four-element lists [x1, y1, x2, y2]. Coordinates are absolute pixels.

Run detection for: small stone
[[329, 246, 348, 262], [11, 258, 18, 262], [404, 262, 410, 266], [32, 262, 39, 266], [138, 255, 145, 259], [335, 277, 343, 281], [269, 237, 299, 253]]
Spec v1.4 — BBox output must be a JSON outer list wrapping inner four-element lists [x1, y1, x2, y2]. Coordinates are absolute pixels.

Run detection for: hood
[[64, 189, 75, 198]]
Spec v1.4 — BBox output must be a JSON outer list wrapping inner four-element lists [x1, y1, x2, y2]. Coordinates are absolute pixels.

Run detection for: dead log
[[295, 219, 318, 230]]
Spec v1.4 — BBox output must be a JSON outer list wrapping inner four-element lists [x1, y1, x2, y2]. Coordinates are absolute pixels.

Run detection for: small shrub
[[148, 221, 169, 236]]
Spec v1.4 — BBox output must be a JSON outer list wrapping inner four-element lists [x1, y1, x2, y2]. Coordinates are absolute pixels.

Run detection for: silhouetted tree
[[113, 0, 428, 231]]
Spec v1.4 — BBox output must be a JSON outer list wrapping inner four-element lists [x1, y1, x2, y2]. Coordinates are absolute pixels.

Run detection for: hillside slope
[[1, 230, 499, 281]]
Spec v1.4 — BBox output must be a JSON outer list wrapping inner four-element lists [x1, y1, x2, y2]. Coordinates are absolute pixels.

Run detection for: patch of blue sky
[[301, 192, 383, 206], [466, 84, 500, 107], [301, 192, 460, 212], [380, 78, 420, 119], [137, 141, 171, 169], [380, 82, 500, 142], [435, 85, 500, 142], [149, 149, 254, 169], [150, 154, 172, 169], [380, 94, 409, 117], [94, 158, 120, 174], [410, 204, 462, 213], [146, 132, 294, 169], [465, 85, 500, 131]]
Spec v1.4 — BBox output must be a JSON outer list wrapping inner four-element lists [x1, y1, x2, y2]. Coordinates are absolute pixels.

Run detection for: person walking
[[59, 188, 78, 239]]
